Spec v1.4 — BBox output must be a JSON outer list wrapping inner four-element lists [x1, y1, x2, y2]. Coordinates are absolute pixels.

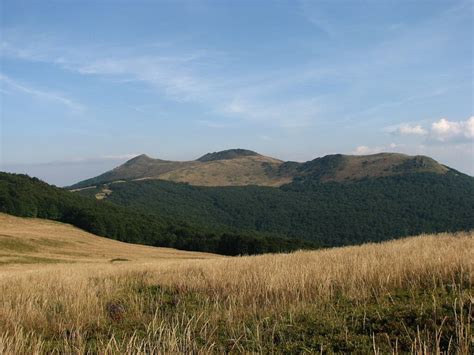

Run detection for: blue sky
[[1, 0, 473, 185]]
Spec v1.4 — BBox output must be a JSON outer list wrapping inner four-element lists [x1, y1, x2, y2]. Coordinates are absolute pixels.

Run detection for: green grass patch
[[28, 282, 473, 353], [261, 287, 472, 353]]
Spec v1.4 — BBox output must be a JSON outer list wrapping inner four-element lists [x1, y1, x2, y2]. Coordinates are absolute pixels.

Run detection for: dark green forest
[[79, 171, 474, 247], [0, 172, 315, 255]]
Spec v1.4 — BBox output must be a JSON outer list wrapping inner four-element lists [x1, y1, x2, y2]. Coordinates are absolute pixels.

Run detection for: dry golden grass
[[146, 155, 291, 187], [0, 213, 216, 268], [0, 214, 472, 353]]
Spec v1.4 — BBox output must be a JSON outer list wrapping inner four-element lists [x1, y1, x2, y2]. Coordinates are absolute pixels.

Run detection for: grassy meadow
[[0, 214, 472, 353]]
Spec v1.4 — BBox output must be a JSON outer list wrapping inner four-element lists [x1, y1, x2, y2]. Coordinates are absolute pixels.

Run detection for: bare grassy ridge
[[0, 215, 472, 353], [71, 151, 450, 190], [157, 155, 291, 187]]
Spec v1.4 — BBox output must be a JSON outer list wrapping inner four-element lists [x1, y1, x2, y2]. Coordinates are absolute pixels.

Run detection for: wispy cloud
[[220, 97, 319, 128], [1, 0, 468, 130], [298, 0, 336, 37], [196, 120, 236, 129], [1, 30, 322, 128], [72, 55, 320, 127], [0, 73, 85, 112], [345, 88, 450, 123]]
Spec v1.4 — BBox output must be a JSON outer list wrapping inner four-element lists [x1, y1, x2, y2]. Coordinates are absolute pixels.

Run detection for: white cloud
[[394, 123, 427, 136], [384, 117, 474, 143], [352, 143, 401, 155], [432, 118, 460, 136], [352, 145, 381, 155], [430, 117, 474, 142], [467, 117, 474, 137], [353, 117, 473, 173]]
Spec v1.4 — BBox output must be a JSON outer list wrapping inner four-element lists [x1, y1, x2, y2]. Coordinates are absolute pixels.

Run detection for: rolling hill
[[69, 149, 450, 189], [0, 213, 215, 267]]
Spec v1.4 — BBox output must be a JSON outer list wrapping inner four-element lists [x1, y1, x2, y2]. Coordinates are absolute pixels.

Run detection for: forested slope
[[78, 171, 474, 246], [0, 172, 315, 255]]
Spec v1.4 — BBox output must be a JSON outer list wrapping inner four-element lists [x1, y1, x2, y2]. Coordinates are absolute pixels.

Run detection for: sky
[[0, 0, 473, 186]]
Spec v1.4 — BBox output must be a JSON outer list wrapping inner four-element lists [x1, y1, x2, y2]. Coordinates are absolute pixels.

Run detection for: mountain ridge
[[68, 149, 451, 189]]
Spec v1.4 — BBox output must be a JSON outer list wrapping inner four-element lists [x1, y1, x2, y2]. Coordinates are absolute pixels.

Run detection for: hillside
[[157, 154, 289, 186], [0, 172, 317, 255], [69, 150, 451, 189], [75, 171, 474, 247], [289, 152, 449, 183], [0, 213, 215, 267], [1, 231, 472, 353]]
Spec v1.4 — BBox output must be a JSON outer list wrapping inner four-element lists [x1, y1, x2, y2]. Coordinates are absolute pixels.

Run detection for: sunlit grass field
[[0, 213, 215, 267], [0, 213, 472, 353]]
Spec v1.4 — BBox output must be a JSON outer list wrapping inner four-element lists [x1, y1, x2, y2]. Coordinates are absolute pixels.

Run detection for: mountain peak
[[131, 153, 152, 160], [197, 149, 260, 162], [123, 154, 154, 165]]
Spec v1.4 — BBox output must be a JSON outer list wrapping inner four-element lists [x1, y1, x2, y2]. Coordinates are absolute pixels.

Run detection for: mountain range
[[69, 148, 450, 190]]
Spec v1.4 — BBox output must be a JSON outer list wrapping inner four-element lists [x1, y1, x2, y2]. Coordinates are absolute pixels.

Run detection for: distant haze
[[0, 159, 130, 187]]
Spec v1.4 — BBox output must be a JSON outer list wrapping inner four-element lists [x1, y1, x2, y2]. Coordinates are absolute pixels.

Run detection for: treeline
[[0, 172, 316, 255], [81, 171, 474, 247]]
